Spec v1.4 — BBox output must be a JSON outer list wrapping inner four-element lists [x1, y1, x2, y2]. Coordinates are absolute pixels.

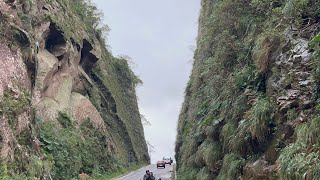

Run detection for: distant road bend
[[115, 164, 174, 180]]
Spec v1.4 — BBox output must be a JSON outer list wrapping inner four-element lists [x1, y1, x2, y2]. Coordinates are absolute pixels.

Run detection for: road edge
[[111, 165, 148, 180], [170, 164, 176, 180]]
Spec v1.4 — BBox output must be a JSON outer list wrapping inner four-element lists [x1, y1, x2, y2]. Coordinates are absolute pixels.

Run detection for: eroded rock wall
[[0, 0, 149, 178]]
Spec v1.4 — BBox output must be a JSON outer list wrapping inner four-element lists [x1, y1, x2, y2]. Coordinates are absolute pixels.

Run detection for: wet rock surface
[[271, 31, 314, 122]]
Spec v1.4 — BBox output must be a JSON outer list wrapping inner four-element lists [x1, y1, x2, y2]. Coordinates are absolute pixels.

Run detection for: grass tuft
[[253, 31, 282, 74], [220, 122, 237, 152], [203, 141, 222, 169], [247, 97, 273, 141], [197, 167, 212, 180], [216, 153, 245, 180]]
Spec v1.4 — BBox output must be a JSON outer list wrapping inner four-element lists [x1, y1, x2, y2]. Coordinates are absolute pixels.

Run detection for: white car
[[162, 157, 173, 165]]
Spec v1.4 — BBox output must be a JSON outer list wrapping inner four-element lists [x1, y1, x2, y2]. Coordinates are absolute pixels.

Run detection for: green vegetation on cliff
[[0, 0, 149, 179], [176, 0, 320, 179]]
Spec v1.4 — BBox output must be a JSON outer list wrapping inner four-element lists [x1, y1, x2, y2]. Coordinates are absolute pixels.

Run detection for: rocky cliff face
[[0, 0, 149, 178], [176, 0, 320, 179]]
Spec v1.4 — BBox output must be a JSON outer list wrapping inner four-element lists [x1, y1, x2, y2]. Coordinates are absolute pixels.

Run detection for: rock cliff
[[176, 0, 320, 179], [0, 0, 149, 179]]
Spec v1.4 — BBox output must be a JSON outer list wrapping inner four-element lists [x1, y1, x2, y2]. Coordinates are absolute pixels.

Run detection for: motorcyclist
[[143, 170, 151, 180]]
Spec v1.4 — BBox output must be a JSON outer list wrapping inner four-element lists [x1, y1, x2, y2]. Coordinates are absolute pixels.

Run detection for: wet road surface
[[116, 164, 173, 180]]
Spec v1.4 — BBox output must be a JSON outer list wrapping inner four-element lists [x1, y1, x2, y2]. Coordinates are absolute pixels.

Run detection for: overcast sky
[[92, 0, 201, 163]]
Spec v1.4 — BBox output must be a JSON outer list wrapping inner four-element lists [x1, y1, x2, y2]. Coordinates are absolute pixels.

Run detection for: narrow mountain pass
[[116, 164, 174, 180]]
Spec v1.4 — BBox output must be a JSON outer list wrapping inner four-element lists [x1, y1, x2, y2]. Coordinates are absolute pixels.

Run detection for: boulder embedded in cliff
[[42, 73, 73, 107], [35, 74, 73, 124], [70, 92, 105, 127], [34, 48, 73, 122], [34, 50, 58, 92]]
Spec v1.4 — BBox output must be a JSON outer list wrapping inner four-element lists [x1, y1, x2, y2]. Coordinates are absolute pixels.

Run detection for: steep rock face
[[0, 0, 149, 178], [176, 0, 320, 179], [0, 42, 32, 162]]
